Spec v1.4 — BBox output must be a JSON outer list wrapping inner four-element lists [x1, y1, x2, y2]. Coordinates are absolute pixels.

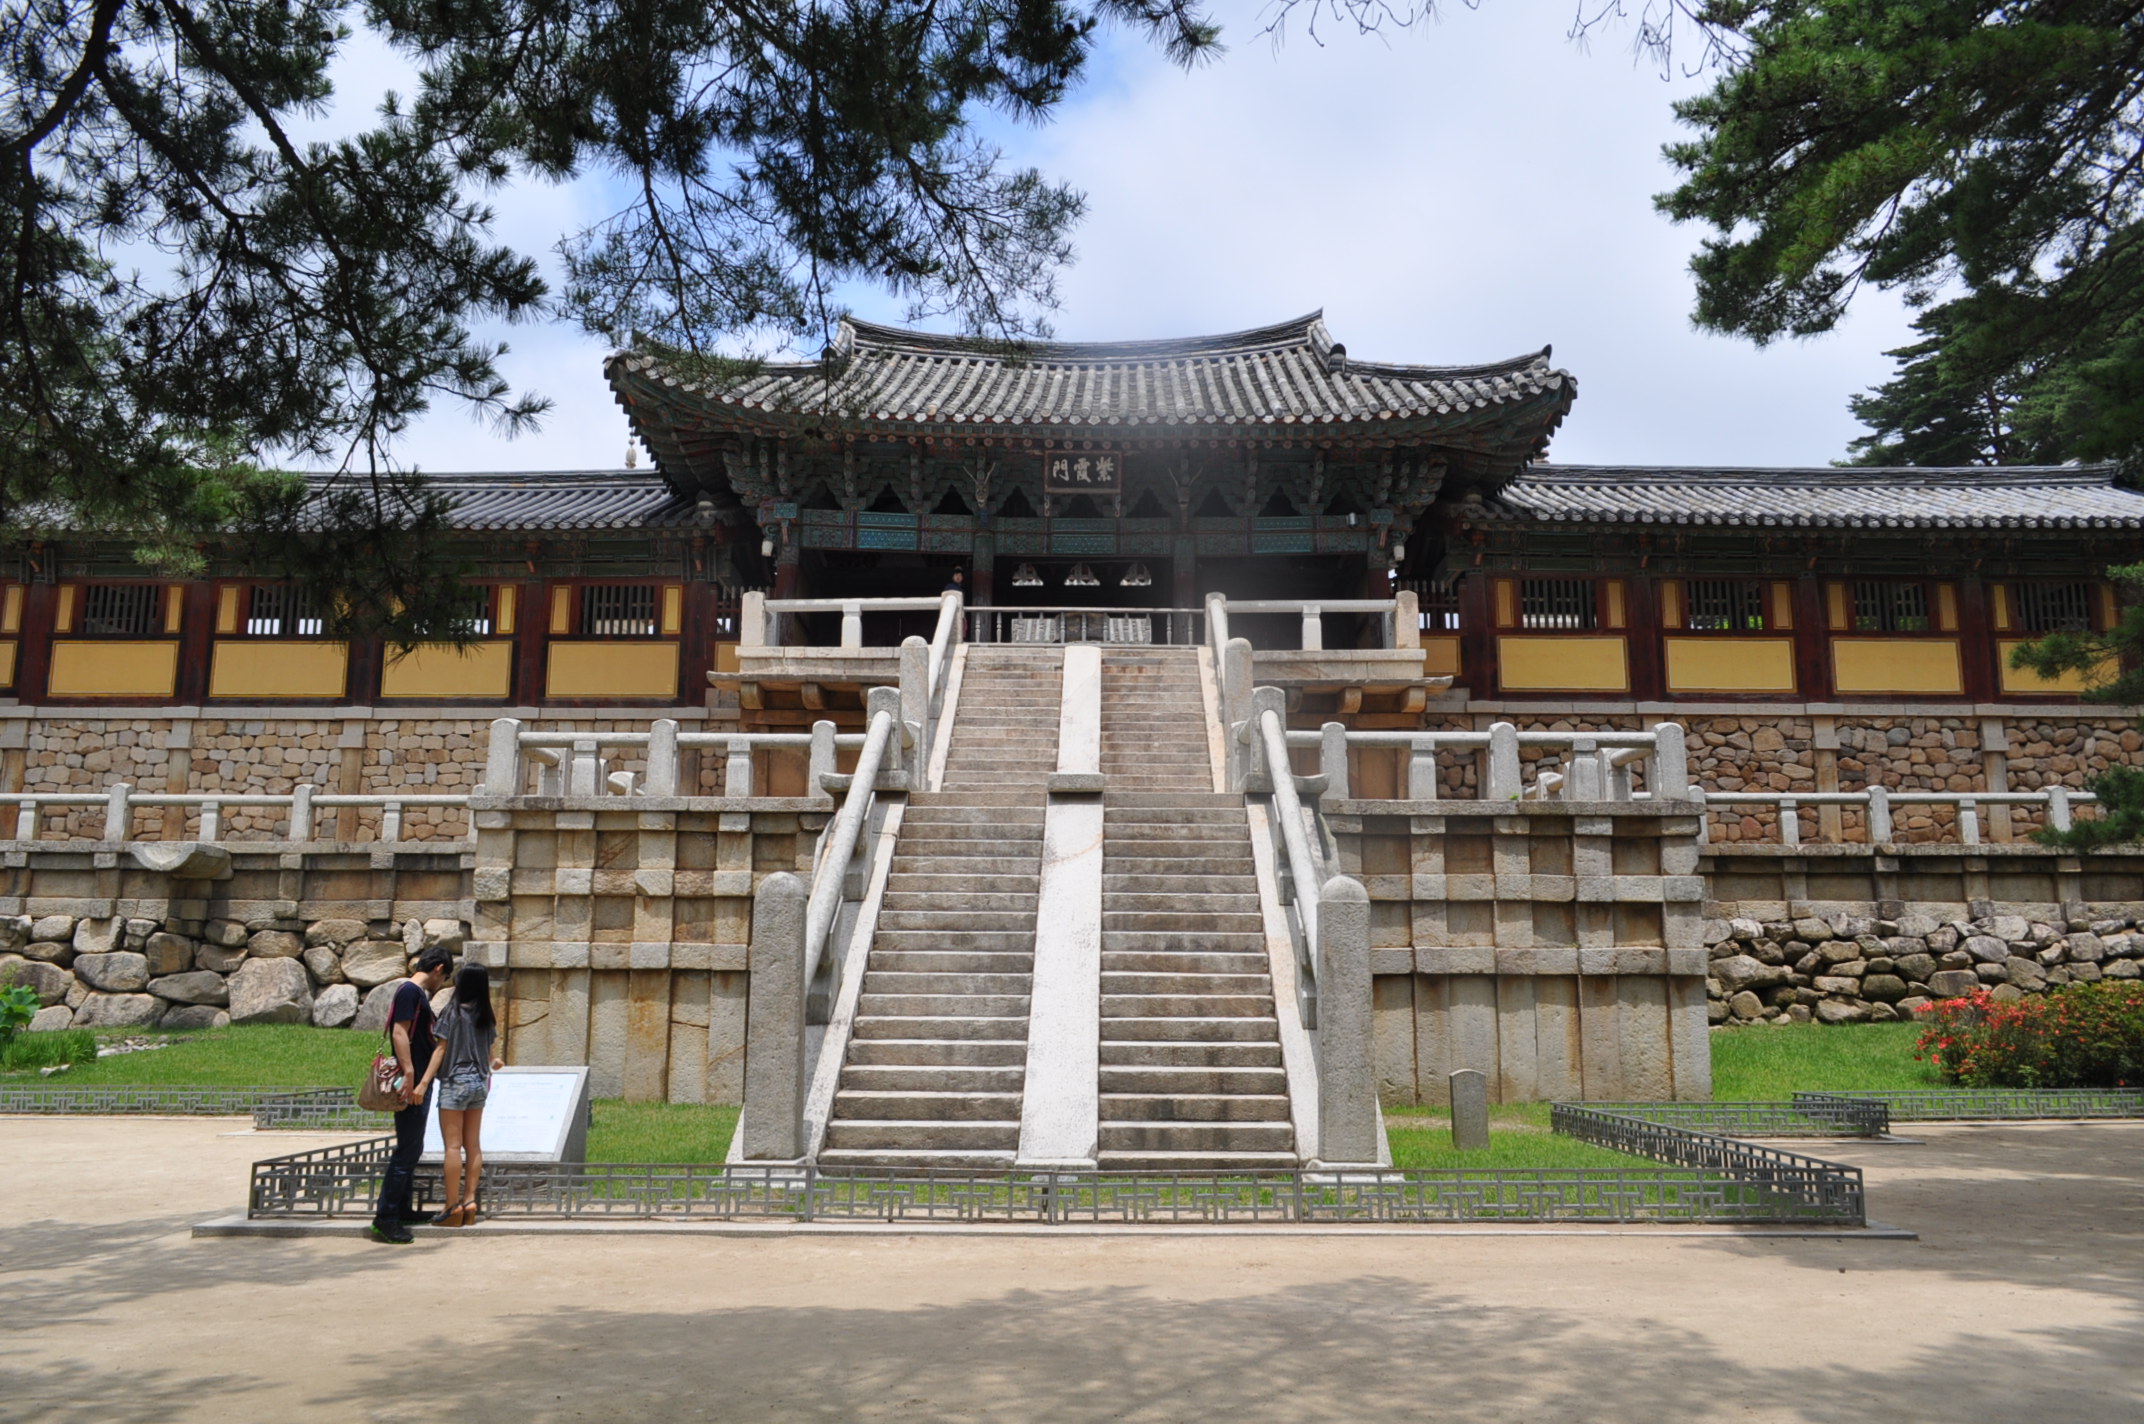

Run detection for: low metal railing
[[1577, 1099, 1890, 1137], [1552, 1105, 1865, 1223], [0, 1084, 381, 1123], [1796, 1088, 2144, 1121], [245, 1139, 1863, 1225]]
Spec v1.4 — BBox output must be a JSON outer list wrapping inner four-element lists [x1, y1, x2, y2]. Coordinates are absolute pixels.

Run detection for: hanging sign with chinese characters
[[1043, 448, 1122, 494]]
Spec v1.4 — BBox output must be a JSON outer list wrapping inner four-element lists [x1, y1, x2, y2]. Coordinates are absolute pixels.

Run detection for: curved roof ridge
[[841, 311, 1329, 362], [1521, 461, 2122, 486]]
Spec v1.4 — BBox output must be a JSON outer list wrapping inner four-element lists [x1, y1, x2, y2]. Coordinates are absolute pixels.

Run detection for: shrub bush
[[1915, 983, 2144, 1088], [0, 983, 38, 1046], [1, 1029, 98, 1074]]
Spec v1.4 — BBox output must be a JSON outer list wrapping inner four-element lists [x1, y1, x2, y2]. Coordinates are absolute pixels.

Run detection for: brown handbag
[[357, 1022, 405, 1113]]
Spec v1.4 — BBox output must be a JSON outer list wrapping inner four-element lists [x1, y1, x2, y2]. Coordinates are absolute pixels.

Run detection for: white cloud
[[370, 4, 1916, 471]]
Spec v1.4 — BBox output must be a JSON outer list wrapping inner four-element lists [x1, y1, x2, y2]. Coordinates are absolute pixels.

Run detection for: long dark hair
[[449, 963, 496, 1034]]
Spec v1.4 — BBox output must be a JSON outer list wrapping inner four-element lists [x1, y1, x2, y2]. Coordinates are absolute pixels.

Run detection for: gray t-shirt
[[434, 1003, 495, 1080]]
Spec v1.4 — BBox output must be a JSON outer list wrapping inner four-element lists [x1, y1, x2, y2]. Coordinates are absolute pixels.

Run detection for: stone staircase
[[819, 647, 1061, 1169], [1097, 650, 1297, 1170]]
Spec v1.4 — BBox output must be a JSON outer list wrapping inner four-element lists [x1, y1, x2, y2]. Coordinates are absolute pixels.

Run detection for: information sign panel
[[422, 1066, 590, 1163]]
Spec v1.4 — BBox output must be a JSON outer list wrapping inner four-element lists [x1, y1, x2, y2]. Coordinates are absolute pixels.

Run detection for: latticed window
[[2016, 582, 2093, 633], [1403, 577, 1461, 632], [244, 585, 325, 637], [581, 584, 658, 636], [78, 584, 163, 636], [445, 587, 494, 637], [1520, 578, 1596, 630], [1852, 582, 1930, 632], [1686, 579, 1766, 631]]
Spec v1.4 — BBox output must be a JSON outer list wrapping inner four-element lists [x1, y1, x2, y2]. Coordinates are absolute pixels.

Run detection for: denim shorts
[[437, 1072, 489, 1111]]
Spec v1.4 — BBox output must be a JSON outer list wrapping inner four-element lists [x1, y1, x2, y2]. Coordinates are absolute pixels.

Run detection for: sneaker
[[368, 1220, 415, 1244], [396, 1210, 434, 1226]]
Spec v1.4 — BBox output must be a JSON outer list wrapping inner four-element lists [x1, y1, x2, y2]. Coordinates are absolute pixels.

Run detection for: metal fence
[[1575, 1099, 1891, 1138], [1795, 1088, 2144, 1122], [246, 1139, 1864, 1226], [1552, 1106, 1866, 1224], [0, 1083, 386, 1129]]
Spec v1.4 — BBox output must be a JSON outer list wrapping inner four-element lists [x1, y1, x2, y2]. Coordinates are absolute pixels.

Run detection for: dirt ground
[[3, 1118, 2140, 1423]]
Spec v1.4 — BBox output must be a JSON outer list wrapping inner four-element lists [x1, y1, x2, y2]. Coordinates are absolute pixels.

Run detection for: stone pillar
[[741, 871, 808, 1160], [1448, 1068, 1489, 1151], [1316, 875, 1379, 1166]]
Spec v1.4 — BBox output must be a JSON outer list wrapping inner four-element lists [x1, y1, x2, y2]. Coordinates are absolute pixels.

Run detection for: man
[[369, 947, 455, 1243]]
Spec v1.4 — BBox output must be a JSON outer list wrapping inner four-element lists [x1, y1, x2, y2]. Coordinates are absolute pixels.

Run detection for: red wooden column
[[1626, 574, 1664, 703]]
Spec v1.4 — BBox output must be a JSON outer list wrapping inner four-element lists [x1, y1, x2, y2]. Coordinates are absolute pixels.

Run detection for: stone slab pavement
[[4, 1117, 2141, 1423]]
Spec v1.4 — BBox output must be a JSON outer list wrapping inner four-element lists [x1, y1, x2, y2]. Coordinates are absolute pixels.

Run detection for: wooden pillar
[[1792, 575, 1829, 700], [1626, 574, 1664, 703]]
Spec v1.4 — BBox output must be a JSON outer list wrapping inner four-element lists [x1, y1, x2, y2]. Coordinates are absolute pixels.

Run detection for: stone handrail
[[1206, 592, 1418, 654], [1273, 722, 1688, 804], [742, 591, 951, 649], [489, 720, 869, 800], [802, 697, 903, 986], [5, 787, 470, 844], [1698, 786, 2101, 847], [1256, 698, 1328, 967]]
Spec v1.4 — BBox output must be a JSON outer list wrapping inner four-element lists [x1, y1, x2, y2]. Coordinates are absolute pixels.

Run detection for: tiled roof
[[309, 471, 694, 531], [606, 312, 1573, 445], [1480, 463, 2144, 530]]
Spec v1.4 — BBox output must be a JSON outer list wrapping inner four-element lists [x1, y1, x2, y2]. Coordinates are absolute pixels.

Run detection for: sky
[[315, 3, 1920, 476]]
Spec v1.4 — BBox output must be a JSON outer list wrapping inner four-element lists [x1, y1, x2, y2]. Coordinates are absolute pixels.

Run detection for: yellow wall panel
[[546, 641, 679, 700], [1831, 638, 1963, 695], [0, 641, 16, 687], [1, 585, 21, 635], [712, 641, 742, 674], [1997, 639, 2115, 696], [1421, 635, 1461, 679], [381, 641, 514, 699], [48, 640, 179, 698], [1664, 637, 1797, 694], [1769, 582, 1794, 630], [209, 641, 349, 699], [1496, 636, 1628, 693]]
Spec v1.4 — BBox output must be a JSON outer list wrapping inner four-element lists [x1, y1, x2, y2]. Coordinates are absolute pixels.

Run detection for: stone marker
[[1450, 1068, 1490, 1152]]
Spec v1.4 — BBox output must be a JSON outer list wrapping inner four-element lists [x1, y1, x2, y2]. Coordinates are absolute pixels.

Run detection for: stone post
[[483, 717, 524, 796], [808, 721, 837, 803], [1300, 603, 1323, 652], [289, 784, 315, 842], [1448, 1069, 1489, 1151], [2047, 786, 2073, 832], [1319, 722, 1350, 801], [1392, 588, 1420, 650], [1650, 721, 1689, 799], [900, 635, 931, 775], [741, 871, 808, 1160], [569, 738, 601, 797], [1246, 685, 1287, 794], [1316, 874, 1378, 1166], [740, 590, 767, 649], [104, 782, 132, 842], [1407, 737, 1442, 801], [643, 719, 679, 797], [1224, 637, 1255, 791], [1566, 739, 1602, 800], [1486, 722, 1521, 801], [840, 600, 863, 649], [1867, 784, 1894, 844], [724, 740, 754, 798]]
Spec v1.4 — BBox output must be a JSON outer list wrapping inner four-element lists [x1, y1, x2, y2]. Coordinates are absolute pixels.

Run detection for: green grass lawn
[[3, 1024, 379, 1086], [1383, 1105, 1655, 1171], [585, 1102, 737, 1164], [1708, 1022, 1939, 1100]]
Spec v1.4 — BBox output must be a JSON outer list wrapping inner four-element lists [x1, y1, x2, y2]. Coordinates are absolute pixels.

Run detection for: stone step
[[879, 910, 1040, 932], [1101, 950, 1271, 974], [1102, 875, 1258, 895], [879, 892, 1040, 914], [862, 971, 1034, 996], [1097, 1121, 1295, 1152], [830, 1090, 1025, 1122], [1101, 931, 1269, 954], [1095, 1149, 1301, 1172], [1099, 1064, 1288, 1094], [1100, 1040, 1283, 1068], [840, 1063, 1026, 1093], [1102, 993, 1275, 1018], [858, 992, 1033, 1018], [1104, 858, 1257, 878], [1100, 972, 1274, 996], [1097, 1093, 1293, 1122], [851, 1014, 1030, 1041], [871, 930, 1037, 953], [1101, 912, 1268, 933], [884, 874, 1043, 896], [816, 1148, 1018, 1171], [820, 1120, 1022, 1151], [1105, 791, 1243, 808], [1101, 892, 1262, 914], [1101, 809, 1247, 824], [1099, 1015, 1279, 1042], [845, 1038, 1030, 1067], [870, 950, 1036, 975]]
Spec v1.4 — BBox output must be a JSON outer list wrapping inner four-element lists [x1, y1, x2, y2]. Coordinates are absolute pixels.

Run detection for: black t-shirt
[[390, 980, 437, 1083]]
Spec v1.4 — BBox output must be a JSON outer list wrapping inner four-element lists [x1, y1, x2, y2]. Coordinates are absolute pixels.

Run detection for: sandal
[[428, 1201, 471, 1228]]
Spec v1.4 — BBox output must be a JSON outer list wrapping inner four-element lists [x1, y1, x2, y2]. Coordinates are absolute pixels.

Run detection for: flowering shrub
[[1915, 983, 2144, 1088]]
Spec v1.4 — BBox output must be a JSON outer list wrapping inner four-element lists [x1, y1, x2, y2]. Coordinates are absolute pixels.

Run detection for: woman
[[424, 964, 503, 1227]]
